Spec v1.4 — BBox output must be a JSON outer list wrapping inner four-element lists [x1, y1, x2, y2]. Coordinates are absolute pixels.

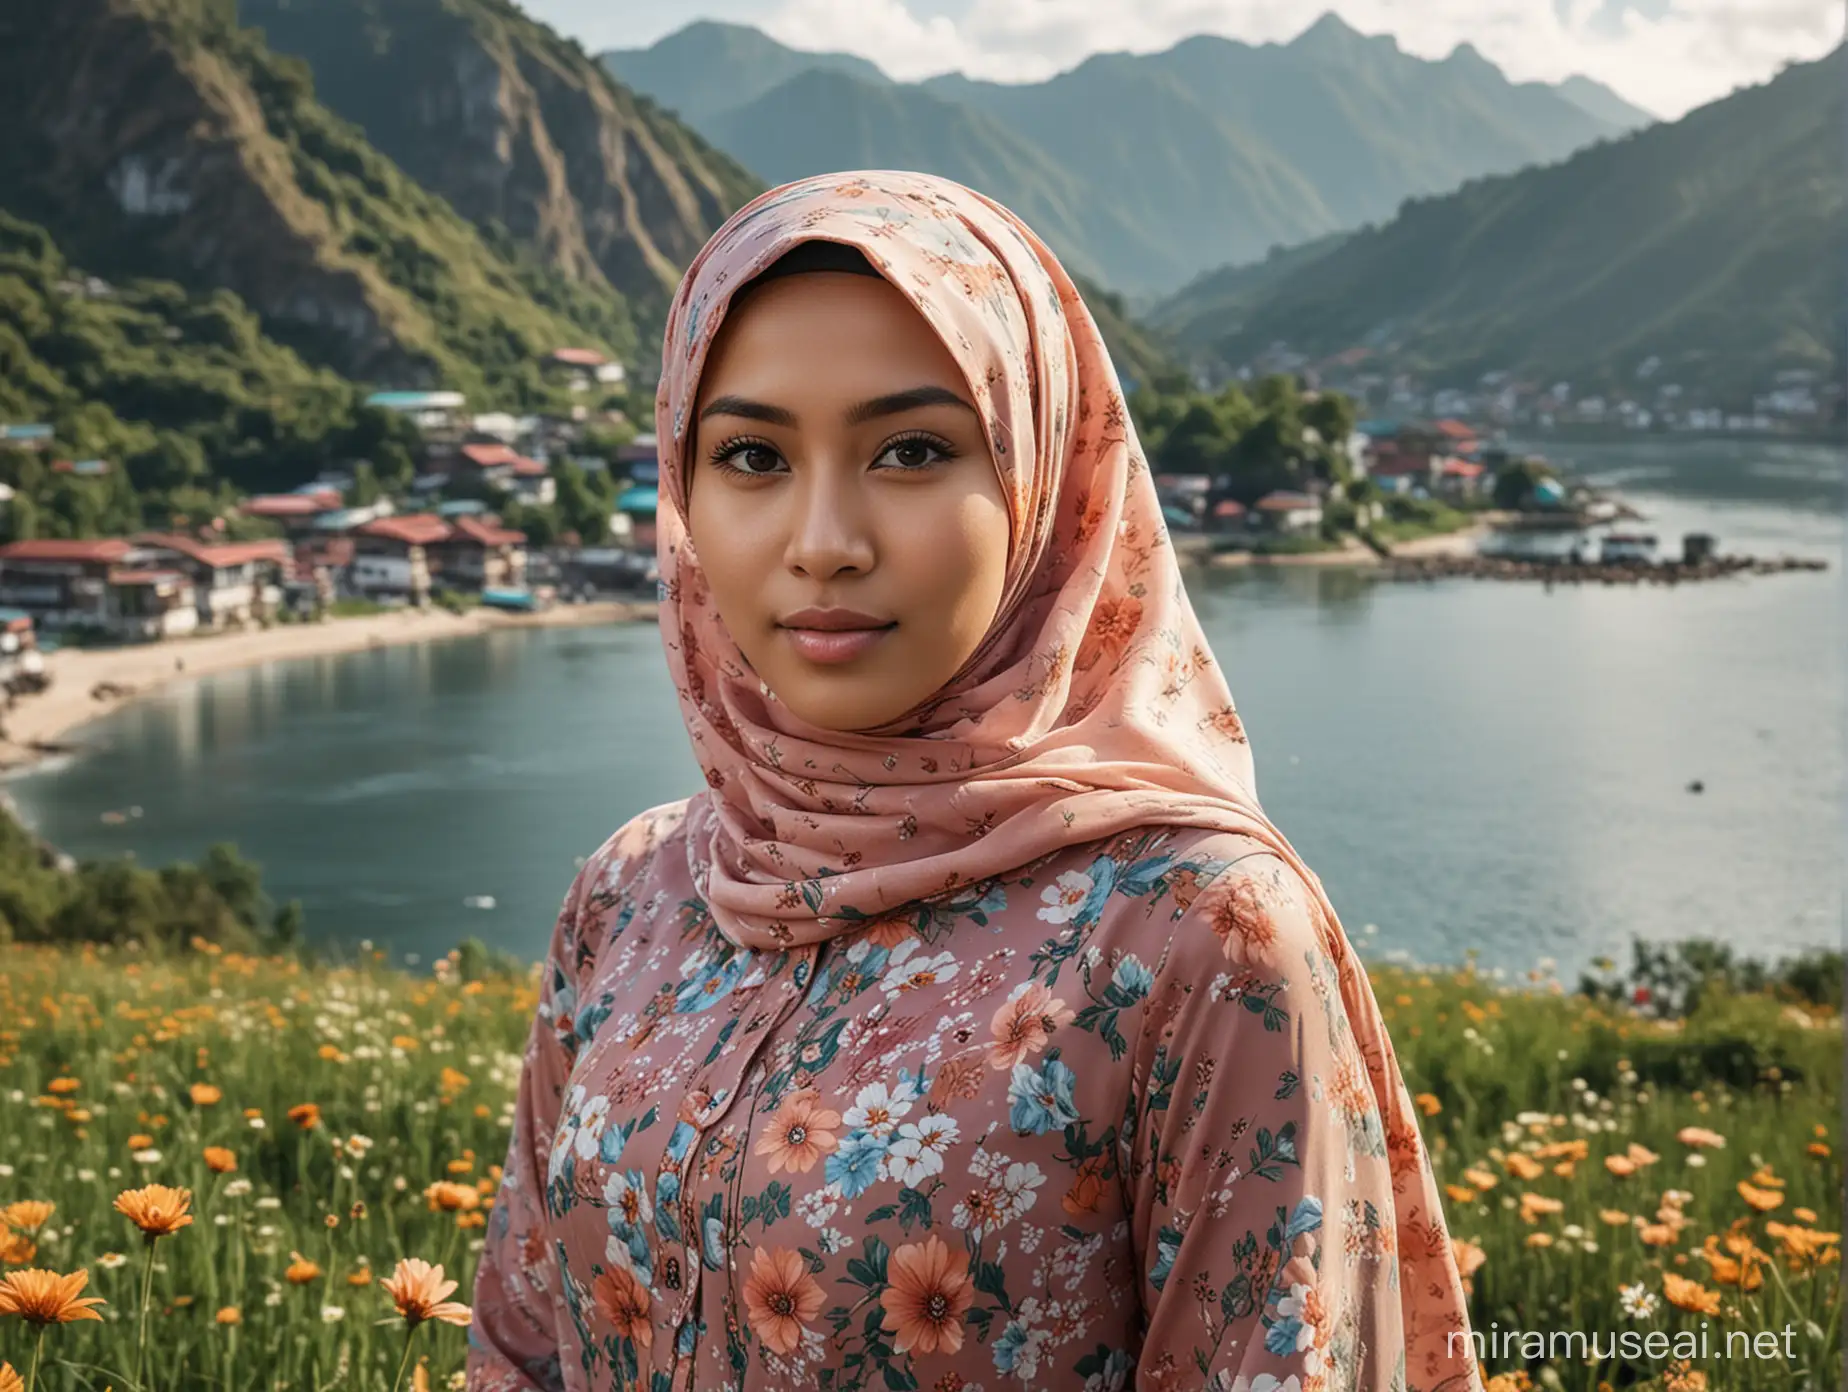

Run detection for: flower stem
[[390, 1324, 421, 1392], [25, 1324, 46, 1392], [134, 1238, 158, 1392]]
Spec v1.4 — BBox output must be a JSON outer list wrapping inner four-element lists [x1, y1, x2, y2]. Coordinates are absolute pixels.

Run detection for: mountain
[[0, 0, 628, 401], [603, 19, 891, 128], [603, 14, 1647, 292], [239, 0, 760, 329], [1554, 75, 1656, 131], [1156, 49, 1843, 398]]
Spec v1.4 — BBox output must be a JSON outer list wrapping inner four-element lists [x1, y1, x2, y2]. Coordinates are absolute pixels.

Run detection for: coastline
[[0, 599, 660, 775], [1198, 521, 1494, 569]]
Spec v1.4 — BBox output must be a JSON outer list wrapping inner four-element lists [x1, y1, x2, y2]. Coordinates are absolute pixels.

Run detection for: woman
[[468, 170, 1480, 1392]]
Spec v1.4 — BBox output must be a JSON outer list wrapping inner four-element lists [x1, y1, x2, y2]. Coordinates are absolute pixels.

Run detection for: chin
[[772, 677, 920, 735]]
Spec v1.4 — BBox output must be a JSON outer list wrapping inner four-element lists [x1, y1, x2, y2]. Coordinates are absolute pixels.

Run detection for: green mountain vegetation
[[239, 0, 759, 336], [0, 0, 634, 402], [603, 15, 1644, 292], [1157, 47, 1844, 398]]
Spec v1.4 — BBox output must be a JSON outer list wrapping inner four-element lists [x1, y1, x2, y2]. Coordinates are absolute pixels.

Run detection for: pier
[[1378, 552, 1828, 585]]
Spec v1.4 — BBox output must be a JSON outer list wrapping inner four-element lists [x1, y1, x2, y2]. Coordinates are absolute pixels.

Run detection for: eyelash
[[706, 430, 960, 479]]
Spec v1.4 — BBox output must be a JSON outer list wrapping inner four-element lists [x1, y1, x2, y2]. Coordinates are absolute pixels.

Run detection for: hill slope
[[0, 0, 629, 402], [1162, 48, 1843, 397], [603, 15, 1641, 292], [239, 0, 760, 326]]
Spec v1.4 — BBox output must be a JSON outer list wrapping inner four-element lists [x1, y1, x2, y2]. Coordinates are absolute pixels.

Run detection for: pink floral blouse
[[466, 801, 1481, 1392]]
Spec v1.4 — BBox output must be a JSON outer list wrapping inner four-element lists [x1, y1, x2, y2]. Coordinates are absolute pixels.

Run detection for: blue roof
[[616, 486, 658, 513], [437, 499, 489, 516], [1, 424, 53, 442], [0, 606, 34, 625], [1356, 419, 1401, 437], [365, 390, 464, 409]]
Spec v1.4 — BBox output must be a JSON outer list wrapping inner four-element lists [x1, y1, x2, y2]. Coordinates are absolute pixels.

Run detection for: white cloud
[[754, 0, 1844, 118]]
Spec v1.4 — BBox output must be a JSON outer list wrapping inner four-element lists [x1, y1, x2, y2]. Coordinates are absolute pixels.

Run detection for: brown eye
[[875, 433, 956, 472]]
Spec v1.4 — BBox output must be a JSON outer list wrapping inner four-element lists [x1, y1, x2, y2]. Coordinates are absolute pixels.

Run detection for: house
[[1434, 459, 1486, 500], [429, 515, 528, 592], [287, 537, 354, 615], [0, 606, 39, 688], [50, 458, 112, 478], [458, 442, 555, 507], [365, 390, 467, 443], [104, 568, 200, 640], [1600, 533, 1658, 564], [0, 538, 138, 629], [1206, 498, 1248, 534], [545, 348, 626, 393], [615, 485, 659, 553], [616, 432, 658, 470], [0, 424, 54, 452], [240, 488, 344, 538], [1252, 491, 1323, 534], [350, 514, 448, 603], [131, 534, 290, 629]]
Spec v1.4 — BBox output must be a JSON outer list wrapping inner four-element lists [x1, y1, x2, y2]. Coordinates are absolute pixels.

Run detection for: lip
[[776, 608, 896, 666]]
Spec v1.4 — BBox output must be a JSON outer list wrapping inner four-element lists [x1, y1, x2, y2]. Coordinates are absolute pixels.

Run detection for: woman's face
[[686, 269, 1012, 733]]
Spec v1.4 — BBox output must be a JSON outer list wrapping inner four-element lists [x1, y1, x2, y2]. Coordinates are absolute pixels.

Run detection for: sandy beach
[[0, 600, 658, 773]]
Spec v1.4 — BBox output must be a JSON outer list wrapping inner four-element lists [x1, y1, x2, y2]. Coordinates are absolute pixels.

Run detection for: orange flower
[[1599, 1209, 1633, 1226], [45, 1079, 80, 1096], [1676, 1126, 1725, 1149], [1524, 1232, 1554, 1248], [0, 1362, 20, 1392], [127, 1134, 154, 1151], [0, 1268, 107, 1324], [423, 1182, 481, 1213], [1518, 1193, 1564, 1224], [380, 1258, 472, 1327], [1639, 1223, 1678, 1247], [1737, 1182, 1783, 1213], [1414, 1093, 1442, 1117], [1504, 1153, 1544, 1181], [1661, 1272, 1721, 1315], [0, 1204, 52, 1232], [753, 1089, 841, 1176], [113, 1185, 194, 1239], [215, 1305, 241, 1325], [987, 985, 1074, 1070], [590, 1265, 652, 1348], [1445, 1184, 1476, 1204], [1604, 1155, 1637, 1177], [0, 1234, 34, 1266], [879, 1234, 974, 1356], [1626, 1142, 1660, 1167], [1808, 1142, 1831, 1159], [1451, 1238, 1486, 1296], [742, 1247, 825, 1355], [1462, 1167, 1498, 1191], [284, 1252, 322, 1285], [189, 1084, 222, 1107], [202, 1146, 238, 1173], [286, 1103, 321, 1130]]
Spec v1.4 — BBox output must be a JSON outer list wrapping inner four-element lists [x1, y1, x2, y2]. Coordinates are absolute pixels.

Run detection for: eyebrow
[[697, 385, 978, 428]]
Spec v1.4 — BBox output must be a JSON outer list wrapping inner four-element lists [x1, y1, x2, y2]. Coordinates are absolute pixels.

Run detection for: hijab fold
[[654, 170, 1329, 953]]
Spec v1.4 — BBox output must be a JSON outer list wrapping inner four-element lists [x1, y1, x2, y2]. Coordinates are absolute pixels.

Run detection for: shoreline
[[0, 599, 659, 775], [1196, 521, 1495, 570]]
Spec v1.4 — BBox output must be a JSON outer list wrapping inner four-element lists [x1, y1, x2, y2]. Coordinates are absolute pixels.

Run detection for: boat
[[1598, 533, 1658, 564]]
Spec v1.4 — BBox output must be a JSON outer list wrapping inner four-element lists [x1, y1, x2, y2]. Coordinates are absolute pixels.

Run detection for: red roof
[[549, 348, 607, 367], [134, 534, 292, 568], [1255, 491, 1318, 511], [242, 492, 340, 517], [0, 538, 136, 564], [1433, 419, 1479, 440], [356, 514, 452, 547], [107, 567, 190, 588], [1441, 460, 1486, 477], [1211, 499, 1247, 518], [448, 515, 527, 547]]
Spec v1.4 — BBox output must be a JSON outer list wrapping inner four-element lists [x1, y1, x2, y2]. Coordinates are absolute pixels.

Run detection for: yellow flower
[[1808, 1142, 1831, 1159], [1661, 1272, 1721, 1316], [0, 1268, 107, 1324], [1625, 1142, 1659, 1167], [380, 1258, 472, 1327], [0, 1204, 53, 1233], [113, 1185, 194, 1239]]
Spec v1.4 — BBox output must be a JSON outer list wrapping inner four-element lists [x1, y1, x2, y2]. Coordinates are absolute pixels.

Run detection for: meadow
[[0, 937, 1836, 1392]]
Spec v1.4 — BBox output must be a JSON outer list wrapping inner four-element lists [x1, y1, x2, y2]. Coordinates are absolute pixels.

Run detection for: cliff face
[[0, 0, 640, 399], [239, 0, 762, 319]]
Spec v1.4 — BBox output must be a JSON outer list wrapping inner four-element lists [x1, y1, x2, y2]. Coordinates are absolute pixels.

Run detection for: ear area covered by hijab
[[653, 169, 1324, 955]]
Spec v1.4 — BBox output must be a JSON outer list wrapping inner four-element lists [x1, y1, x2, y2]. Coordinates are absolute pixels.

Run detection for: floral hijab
[[653, 169, 1318, 955]]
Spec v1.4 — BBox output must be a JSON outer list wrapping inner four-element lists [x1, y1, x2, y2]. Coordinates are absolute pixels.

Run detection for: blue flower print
[[825, 1133, 887, 1199], [1008, 1055, 1079, 1135]]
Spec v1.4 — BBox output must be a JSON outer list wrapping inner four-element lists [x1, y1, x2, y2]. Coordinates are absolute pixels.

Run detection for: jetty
[[1379, 552, 1827, 585]]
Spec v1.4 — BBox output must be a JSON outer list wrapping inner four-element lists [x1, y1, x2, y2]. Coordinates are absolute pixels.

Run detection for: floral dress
[[466, 801, 1481, 1392]]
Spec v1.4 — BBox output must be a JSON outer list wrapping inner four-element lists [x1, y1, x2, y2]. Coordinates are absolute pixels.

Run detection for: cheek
[[686, 487, 773, 632], [897, 492, 1011, 641]]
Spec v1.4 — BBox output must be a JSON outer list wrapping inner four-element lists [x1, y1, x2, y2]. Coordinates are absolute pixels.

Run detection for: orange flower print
[[1061, 1154, 1109, 1216], [880, 1233, 975, 1356], [592, 1264, 653, 1349], [1074, 595, 1142, 673], [927, 1056, 985, 1111], [1200, 704, 1247, 742], [754, 1089, 841, 1175], [1205, 875, 1279, 967], [988, 984, 1075, 1070], [743, 1247, 826, 1355]]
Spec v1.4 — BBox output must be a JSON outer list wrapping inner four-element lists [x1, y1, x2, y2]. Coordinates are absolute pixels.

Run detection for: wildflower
[[127, 1134, 154, 1150], [114, 1185, 194, 1240], [1461, 1167, 1498, 1191], [1737, 1181, 1783, 1213], [0, 1234, 34, 1266], [1451, 1238, 1486, 1295], [1638, 1223, 1678, 1247], [222, 1179, 253, 1199], [381, 1258, 472, 1327], [203, 1147, 238, 1174], [1664, 1359, 1708, 1392], [1795, 1207, 1819, 1224], [1599, 1209, 1632, 1226], [1518, 1193, 1564, 1224], [1677, 1126, 1725, 1149], [1445, 1184, 1476, 1204], [1808, 1142, 1831, 1159], [347, 1268, 375, 1287], [349, 1201, 369, 1222], [287, 1103, 321, 1129], [1604, 1155, 1636, 1177], [1524, 1232, 1554, 1248], [0, 1205, 52, 1233], [188, 1084, 222, 1107], [96, 1254, 129, 1270], [131, 1149, 162, 1166], [321, 1305, 346, 1323], [1618, 1282, 1658, 1320], [45, 1080, 79, 1096], [1661, 1272, 1721, 1316], [1413, 1093, 1442, 1117], [215, 1306, 241, 1325], [1504, 1153, 1544, 1181], [424, 1182, 481, 1214], [285, 1252, 323, 1285], [0, 1269, 107, 1323]]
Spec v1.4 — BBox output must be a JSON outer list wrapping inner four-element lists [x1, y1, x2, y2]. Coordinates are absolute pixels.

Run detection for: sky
[[524, 0, 1843, 121]]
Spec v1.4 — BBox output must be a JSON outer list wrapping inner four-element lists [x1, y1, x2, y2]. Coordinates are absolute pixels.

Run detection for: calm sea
[[8, 440, 1842, 978]]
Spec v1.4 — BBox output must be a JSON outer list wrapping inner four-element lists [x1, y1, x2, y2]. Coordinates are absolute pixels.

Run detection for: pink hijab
[[654, 169, 1322, 955]]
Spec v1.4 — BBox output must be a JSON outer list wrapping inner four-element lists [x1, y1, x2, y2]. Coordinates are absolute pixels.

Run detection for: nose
[[783, 468, 876, 580]]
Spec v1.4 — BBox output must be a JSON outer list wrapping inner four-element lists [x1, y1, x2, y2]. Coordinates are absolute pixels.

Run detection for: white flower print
[[997, 1161, 1046, 1222], [572, 1093, 610, 1162], [1276, 1284, 1324, 1372], [600, 1170, 653, 1226], [843, 1080, 916, 1140], [881, 939, 960, 996], [886, 1114, 959, 1186], [1037, 870, 1093, 924], [797, 1189, 839, 1229]]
